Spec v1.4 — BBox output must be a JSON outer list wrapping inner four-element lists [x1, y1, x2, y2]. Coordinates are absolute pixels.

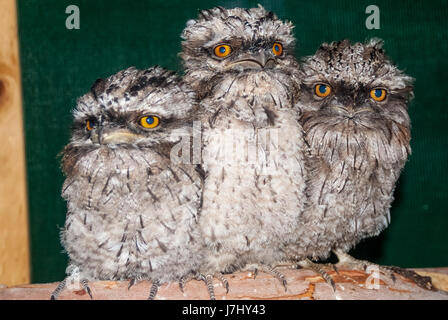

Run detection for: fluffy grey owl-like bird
[[286, 40, 431, 288], [180, 6, 307, 297], [51, 66, 204, 299]]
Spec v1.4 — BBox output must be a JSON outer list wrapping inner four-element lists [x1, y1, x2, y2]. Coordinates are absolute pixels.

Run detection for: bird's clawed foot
[[295, 259, 336, 291], [216, 272, 230, 293], [51, 277, 93, 300], [128, 278, 162, 299], [178, 275, 190, 293], [197, 272, 229, 300], [198, 274, 216, 300], [333, 249, 434, 291], [333, 249, 395, 281], [245, 264, 288, 292], [127, 278, 138, 290]]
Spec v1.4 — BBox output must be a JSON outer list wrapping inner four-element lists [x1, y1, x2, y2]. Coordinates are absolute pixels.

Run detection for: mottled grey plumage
[[53, 66, 203, 299], [288, 39, 413, 262], [180, 6, 307, 284]]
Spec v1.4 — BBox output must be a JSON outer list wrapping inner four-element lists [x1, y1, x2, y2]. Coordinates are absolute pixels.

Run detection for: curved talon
[[197, 274, 217, 300], [85, 286, 93, 299], [298, 259, 336, 291], [325, 275, 336, 291], [178, 274, 195, 293], [81, 279, 93, 299], [268, 267, 288, 292], [179, 276, 186, 293], [128, 278, 136, 290], [282, 279, 288, 291], [216, 273, 229, 294], [51, 278, 67, 300], [332, 264, 339, 275], [148, 280, 160, 300], [253, 268, 259, 279], [245, 264, 288, 292]]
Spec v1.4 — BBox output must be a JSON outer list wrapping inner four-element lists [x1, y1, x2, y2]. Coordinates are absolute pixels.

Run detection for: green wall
[[17, 0, 448, 283]]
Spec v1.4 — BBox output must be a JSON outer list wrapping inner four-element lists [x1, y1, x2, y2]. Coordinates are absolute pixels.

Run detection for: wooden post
[[0, 0, 30, 286]]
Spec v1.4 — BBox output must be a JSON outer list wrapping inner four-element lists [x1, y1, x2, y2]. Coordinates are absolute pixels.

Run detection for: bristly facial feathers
[[180, 5, 299, 99], [299, 39, 413, 167], [180, 6, 307, 278], [62, 66, 197, 175], [292, 39, 414, 259], [58, 66, 203, 293]]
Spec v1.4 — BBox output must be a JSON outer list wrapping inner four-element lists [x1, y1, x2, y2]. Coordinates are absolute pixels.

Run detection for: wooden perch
[[1, 268, 447, 300]]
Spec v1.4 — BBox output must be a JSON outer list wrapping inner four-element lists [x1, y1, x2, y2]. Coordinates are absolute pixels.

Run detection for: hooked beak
[[226, 51, 276, 70], [91, 127, 143, 145], [332, 105, 372, 119]]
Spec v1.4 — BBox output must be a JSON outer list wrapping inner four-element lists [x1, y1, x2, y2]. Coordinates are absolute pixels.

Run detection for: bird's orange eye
[[315, 84, 331, 98], [214, 44, 232, 58], [139, 115, 160, 129], [370, 88, 387, 102], [86, 119, 96, 131], [272, 42, 283, 56]]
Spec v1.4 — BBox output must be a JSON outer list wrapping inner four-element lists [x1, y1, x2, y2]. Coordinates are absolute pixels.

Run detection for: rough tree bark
[[1, 268, 447, 300]]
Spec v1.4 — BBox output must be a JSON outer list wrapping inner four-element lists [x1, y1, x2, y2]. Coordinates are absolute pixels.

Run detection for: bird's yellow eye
[[272, 42, 283, 56], [86, 119, 96, 131], [314, 84, 331, 98], [214, 44, 232, 58], [139, 115, 160, 129], [370, 88, 387, 102]]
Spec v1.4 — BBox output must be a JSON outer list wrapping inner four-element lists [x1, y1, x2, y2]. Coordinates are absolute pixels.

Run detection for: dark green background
[[17, 0, 448, 283]]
